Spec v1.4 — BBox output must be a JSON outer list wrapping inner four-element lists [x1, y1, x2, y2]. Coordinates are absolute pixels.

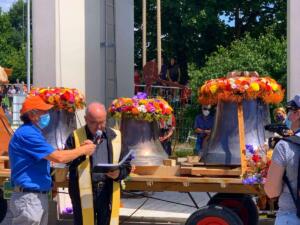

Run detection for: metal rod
[[123, 191, 197, 208], [26, 0, 31, 92], [156, 0, 161, 74], [187, 192, 199, 209], [142, 0, 147, 67]]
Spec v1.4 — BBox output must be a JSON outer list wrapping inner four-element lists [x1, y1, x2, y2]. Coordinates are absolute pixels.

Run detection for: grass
[[173, 142, 195, 157]]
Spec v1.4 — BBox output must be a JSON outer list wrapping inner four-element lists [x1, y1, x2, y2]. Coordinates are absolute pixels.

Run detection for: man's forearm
[[46, 148, 84, 164]]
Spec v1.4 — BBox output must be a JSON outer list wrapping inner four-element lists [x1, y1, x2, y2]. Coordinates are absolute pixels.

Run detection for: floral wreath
[[29, 87, 85, 112], [109, 92, 173, 122], [198, 71, 284, 105]]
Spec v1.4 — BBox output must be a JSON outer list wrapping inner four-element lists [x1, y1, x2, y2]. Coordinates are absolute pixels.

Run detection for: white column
[[32, 0, 86, 95], [287, 0, 300, 100], [32, 0, 134, 106], [32, 0, 56, 87], [115, 0, 134, 97]]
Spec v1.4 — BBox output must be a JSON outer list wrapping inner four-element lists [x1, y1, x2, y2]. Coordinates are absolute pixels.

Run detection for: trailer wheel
[[208, 193, 258, 225], [0, 189, 7, 223], [185, 205, 243, 225]]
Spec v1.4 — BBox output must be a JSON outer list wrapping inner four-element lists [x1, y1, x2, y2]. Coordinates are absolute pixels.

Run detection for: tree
[[188, 29, 287, 94], [134, 0, 286, 84], [0, 0, 29, 83]]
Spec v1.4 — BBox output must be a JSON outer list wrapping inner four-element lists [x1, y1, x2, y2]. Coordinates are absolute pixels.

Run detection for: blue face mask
[[38, 113, 51, 129], [285, 118, 292, 129]]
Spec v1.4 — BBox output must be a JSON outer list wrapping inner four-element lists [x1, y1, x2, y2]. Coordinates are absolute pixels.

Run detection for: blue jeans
[[195, 138, 203, 155], [275, 212, 300, 225]]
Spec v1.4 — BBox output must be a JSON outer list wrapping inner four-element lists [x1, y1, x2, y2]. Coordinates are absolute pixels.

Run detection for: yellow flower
[[270, 83, 278, 91], [209, 84, 218, 94], [48, 96, 54, 103], [139, 100, 147, 105], [250, 82, 260, 91]]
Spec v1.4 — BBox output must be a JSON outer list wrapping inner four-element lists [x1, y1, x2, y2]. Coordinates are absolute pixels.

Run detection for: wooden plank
[[189, 167, 241, 176], [237, 103, 247, 176], [180, 167, 192, 175], [187, 156, 200, 163], [133, 165, 180, 176], [163, 159, 176, 166], [0, 107, 13, 156], [181, 162, 240, 168], [127, 174, 245, 184], [124, 180, 262, 194]]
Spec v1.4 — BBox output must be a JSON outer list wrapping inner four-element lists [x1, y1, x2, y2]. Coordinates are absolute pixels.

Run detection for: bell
[[43, 109, 77, 149], [120, 117, 168, 166], [202, 99, 271, 165]]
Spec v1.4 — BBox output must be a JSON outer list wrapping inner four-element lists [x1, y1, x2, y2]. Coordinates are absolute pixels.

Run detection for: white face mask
[[202, 110, 210, 116]]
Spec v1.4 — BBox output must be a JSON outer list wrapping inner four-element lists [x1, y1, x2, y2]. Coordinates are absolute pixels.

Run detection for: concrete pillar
[[32, 0, 134, 107], [115, 0, 134, 98], [287, 0, 300, 99]]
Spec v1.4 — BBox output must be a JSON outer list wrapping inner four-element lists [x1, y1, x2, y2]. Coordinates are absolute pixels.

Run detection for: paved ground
[[1, 191, 275, 225]]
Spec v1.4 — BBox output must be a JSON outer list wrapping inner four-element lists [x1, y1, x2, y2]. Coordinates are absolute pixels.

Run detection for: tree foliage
[[189, 29, 287, 93], [134, 0, 286, 84], [0, 0, 28, 83]]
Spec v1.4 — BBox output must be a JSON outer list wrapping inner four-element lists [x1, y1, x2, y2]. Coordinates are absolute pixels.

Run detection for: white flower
[[230, 83, 237, 89], [138, 105, 147, 113]]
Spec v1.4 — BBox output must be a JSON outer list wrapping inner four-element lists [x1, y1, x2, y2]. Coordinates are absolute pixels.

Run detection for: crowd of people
[[0, 82, 28, 109]]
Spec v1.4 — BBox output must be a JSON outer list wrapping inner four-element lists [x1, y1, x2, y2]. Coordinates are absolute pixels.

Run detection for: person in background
[[134, 64, 141, 94], [194, 105, 214, 155], [264, 94, 300, 225], [273, 107, 287, 124], [159, 57, 168, 82], [65, 102, 132, 225], [159, 113, 176, 156], [167, 57, 181, 83], [9, 95, 96, 225]]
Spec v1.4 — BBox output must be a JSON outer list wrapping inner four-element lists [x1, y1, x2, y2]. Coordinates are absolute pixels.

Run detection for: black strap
[[283, 173, 297, 205], [283, 135, 300, 145]]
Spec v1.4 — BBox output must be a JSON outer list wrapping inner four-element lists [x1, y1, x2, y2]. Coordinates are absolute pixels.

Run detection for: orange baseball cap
[[20, 95, 53, 115]]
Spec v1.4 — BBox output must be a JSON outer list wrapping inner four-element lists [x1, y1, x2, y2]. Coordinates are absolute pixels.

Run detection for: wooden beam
[[124, 181, 261, 194], [142, 0, 147, 66], [237, 103, 247, 176], [180, 166, 241, 177], [156, 0, 161, 74]]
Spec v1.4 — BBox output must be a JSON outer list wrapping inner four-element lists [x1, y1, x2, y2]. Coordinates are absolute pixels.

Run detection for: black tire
[[208, 193, 259, 225], [185, 204, 243, 225], [0, 189, 8, 223]]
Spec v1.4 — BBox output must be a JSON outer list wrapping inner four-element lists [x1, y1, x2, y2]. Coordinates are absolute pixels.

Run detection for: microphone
[[93, 130, 103, 144]]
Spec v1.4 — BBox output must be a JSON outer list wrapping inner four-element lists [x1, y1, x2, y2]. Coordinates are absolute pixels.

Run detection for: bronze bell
[[120, 117, 168, 166], [200, 71, 276, 165], [201, 99, 271, 165]]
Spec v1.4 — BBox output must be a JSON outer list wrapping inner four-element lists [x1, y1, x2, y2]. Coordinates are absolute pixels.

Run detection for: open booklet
[[93, 149, 134, 173]]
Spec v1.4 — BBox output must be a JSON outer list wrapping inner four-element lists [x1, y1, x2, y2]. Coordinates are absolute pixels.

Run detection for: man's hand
[[159, 136, 166, 142], [106, 169, 120, 179], [80, 140, 96, 156], [204, 130, 211, 134]]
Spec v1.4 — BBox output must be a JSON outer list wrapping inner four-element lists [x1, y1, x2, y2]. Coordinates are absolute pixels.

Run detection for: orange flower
[[131, 107, 139, 115]]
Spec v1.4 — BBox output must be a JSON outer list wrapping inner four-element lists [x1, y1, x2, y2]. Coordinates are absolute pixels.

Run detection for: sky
[[0, 0, 18, 12]]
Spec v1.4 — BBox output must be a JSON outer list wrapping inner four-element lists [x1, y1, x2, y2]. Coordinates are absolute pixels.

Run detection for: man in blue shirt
[[9, 95, 96, 225], [194, 105, 214, 155]]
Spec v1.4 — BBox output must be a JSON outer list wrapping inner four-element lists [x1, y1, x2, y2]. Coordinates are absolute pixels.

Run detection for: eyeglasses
[[287, 108, 299, 113]]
